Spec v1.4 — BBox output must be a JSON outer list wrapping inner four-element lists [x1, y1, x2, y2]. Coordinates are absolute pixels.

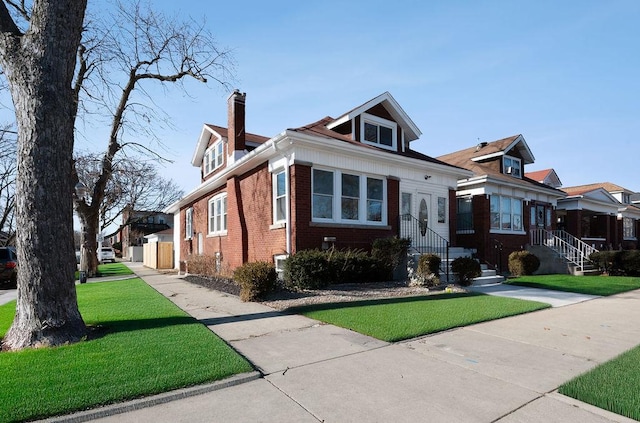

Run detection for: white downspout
[[273, 138, 291, 255]]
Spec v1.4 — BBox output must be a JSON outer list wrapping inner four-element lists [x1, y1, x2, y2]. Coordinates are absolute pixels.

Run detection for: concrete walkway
[[469, 282, 601, 307], [45, 263, 638, 423]]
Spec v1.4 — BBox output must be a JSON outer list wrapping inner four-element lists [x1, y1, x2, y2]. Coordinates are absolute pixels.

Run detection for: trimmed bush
[[451, 257, 481, 287], [508, 251, 541, 276], [185, 254, 230, 278], [283, 249, 333, 290], [233, 261, 277, 302], [372, 237, 411, 279], [589, 251, 617, 274], [283, 248, 388, 290]]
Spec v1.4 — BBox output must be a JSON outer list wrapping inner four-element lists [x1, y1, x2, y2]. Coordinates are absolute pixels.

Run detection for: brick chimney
[[227, 89, 246, 164]]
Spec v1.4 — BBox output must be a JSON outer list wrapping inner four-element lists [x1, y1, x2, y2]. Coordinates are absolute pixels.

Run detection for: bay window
[[490, 195, 523, 232]]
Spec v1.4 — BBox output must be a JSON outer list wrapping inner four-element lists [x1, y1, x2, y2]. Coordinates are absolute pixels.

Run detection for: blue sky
[[142, 0, 639, 194]]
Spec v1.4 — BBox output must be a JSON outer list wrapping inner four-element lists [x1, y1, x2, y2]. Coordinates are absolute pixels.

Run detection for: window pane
[[313, 169, 333, 195], [379, 126, 393, 146], [342, 198, 359, 220], [276, 172, 286, 196], [364, 122, 378, 142], [502, 213, 512, 230], [367, 178, 383, 200], [367, 200, 382, 221], [401, 192, 412, 220], [501, 197, 511, 214], [342, 174, 359, 198], [513, 214, 522, 231], [276, 197, 286, 221], [490, 196, 500, 213], [313, 195, 333, 219]]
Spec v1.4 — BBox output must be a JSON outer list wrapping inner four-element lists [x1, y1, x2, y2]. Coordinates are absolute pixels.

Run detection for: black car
[[0, 247, 17, 288]]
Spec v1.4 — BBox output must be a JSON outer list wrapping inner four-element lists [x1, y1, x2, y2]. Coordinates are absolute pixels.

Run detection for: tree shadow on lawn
[[283, 291, 483, 314], [86, 316, 196, 340]]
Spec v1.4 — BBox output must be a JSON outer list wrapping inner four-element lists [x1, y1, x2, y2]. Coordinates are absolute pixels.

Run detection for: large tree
[[0, 1, 88, 349], [72, 1, 232, 276]]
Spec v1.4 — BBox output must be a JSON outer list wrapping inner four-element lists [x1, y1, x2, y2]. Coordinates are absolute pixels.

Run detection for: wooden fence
[[143, 242, 174, 269]]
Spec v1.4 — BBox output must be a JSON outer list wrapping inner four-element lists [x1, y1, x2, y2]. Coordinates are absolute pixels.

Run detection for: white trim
[[360, 113, 397, 151], [203, 140, 224, 176], [312, 167, 387, 226], [184, 207, 193, 240], [208, 193, 228, 235], [272, 169, 287, 224]]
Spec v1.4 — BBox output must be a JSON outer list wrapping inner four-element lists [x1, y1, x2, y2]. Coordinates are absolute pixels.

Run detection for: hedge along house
[[437, 136, 567, 274], [165, 90, 472, 275]]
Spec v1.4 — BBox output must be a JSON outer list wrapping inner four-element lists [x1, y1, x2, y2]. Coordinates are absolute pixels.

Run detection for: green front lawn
[[560, 345, 640, 420], [0, 278, 253, 423], [289, 292, 549, 342], [74, 262, 134, 280], [507, 274, 640, 296]]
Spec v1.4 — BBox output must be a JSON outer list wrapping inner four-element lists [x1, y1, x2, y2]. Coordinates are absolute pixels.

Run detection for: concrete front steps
[[472, 265, 505, 286]]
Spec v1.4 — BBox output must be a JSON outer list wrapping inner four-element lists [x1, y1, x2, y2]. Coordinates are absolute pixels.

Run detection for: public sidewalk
[[49, 263, 639, 422]]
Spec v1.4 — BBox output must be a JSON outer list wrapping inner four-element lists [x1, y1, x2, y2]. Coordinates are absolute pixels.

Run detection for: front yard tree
[[0, 1, 89, 349], [72, 1, 232, 276]]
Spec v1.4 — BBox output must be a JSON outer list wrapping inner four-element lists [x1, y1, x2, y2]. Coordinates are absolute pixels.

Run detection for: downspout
[[273, 138, 292, 255]]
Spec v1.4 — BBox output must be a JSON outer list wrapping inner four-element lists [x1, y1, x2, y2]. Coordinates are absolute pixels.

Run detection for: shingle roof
[[562, 182, 635, 196], [525, 169, 553, 182], [204, 124, 270, 145], [437, 135, 521, 166]]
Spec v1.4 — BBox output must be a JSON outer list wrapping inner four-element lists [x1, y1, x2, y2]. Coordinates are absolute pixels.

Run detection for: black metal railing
[[400, 213, 450, 279]]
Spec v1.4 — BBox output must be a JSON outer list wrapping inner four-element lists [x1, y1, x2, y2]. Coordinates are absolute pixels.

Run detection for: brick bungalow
[[437, 135, 566, 272], [165, 91, 472, 274]]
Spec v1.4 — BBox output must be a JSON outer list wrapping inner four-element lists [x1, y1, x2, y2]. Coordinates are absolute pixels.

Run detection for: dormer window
[[204, 140, 224, 175], [360, 113, 397, 151], [503, 156, 522, 178]]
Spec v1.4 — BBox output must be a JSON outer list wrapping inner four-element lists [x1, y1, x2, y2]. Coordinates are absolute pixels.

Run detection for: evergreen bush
[[508, 251, 541, 276], [451, 256, 481, 287], [233, 261, 277, 302]]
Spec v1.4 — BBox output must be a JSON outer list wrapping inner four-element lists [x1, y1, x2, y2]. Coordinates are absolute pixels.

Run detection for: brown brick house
[[437, 135, 566, 272], [165, 90, 472, 273]]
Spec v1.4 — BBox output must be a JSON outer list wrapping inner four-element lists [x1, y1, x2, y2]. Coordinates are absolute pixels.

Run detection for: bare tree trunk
[[0, 1, 88, 350], [78, 211, 99, 277]]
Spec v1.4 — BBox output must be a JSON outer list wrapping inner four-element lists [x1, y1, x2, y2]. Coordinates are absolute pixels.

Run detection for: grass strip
[[288, 292, 549, 342], [75, 262, 134, 280], [0, 278, 253, 423], [559, 345, 640, 420], [507, 274, 640, 296]]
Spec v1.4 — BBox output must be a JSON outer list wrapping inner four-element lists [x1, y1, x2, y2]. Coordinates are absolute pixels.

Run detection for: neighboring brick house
[[116, 207, 173, 254], [437, 136, 566, 271], [555, 182, 640, 250], [165, 90, 472, 273]]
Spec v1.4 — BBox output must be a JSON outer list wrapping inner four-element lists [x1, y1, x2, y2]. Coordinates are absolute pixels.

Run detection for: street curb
[[38, 371, 262, 423]]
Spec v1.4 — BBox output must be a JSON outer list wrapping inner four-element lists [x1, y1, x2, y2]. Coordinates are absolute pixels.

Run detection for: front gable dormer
[[326, 92, 421, 152], [471, 134, 535, 179], [191, 125, 228, 181]]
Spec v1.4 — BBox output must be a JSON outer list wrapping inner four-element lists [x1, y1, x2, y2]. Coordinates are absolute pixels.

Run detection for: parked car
[[99, 247, 116, 263], [0, 246, 17, 288]]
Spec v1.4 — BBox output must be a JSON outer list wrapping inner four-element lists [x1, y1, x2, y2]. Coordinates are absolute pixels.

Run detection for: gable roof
[[191, 124, 269, 167], [561, 186, 620, 203], [290, 117, 463, 169], [563, 182, 635, 196], [326, 91, 422, 142], [525, 168, 562, 188]]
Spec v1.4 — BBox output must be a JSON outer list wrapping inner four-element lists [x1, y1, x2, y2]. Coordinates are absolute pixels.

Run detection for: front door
[[417, 193, 431, 237]]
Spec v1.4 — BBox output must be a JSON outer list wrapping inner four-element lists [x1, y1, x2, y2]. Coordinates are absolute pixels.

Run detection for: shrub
[[283, 249, 333, 290], [185, 254, 231, 278], [451, 257, 481, 287], [410, 254, 441, 287], [508, 251, 541, 276], [283, 248, 388, 290], [233, 261, 277, 302], [372, 237, 411, 279], [592, 250, 640, 276]]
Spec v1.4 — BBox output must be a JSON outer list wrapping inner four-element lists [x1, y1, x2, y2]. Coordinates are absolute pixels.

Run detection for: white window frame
[[203, 140, 224, 176], [208, 193, 228, 235], [623, 217, 636, 239], [360, 113, 397, 151], [273, 170, 287, 224], [184, 207, 193, 240], [490, 195, 524, 234], [503, 155, 522, 178], [312, 167, 387, 225]]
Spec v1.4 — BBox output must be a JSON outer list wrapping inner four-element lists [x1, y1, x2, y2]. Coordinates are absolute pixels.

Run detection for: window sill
[[456, 230, 475, 235], [206, 231, 228, 238], [489, 229, 526, 235], [310, 221, 391, 230], [270, 222, 286, 230], [623, 237, 637, 241]]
